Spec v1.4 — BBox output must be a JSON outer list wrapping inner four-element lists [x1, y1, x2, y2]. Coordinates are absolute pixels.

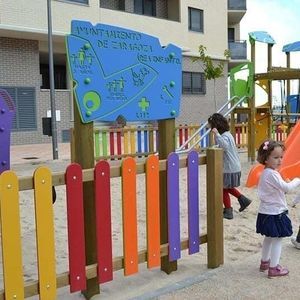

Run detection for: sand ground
[[2, 143, 300, 299]]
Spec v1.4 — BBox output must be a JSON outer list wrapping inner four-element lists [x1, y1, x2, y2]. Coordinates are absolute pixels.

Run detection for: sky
[[239, 0, 300, 106]]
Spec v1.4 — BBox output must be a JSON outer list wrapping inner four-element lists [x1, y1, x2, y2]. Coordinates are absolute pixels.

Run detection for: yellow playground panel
[[255, 105, 270, 149]]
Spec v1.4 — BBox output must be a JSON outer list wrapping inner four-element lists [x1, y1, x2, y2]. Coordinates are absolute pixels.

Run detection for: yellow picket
[[0, 171, 24, 299], [124, 126, 129, 154], [33, 167, 56, 300], [130, 127, 136, 154]]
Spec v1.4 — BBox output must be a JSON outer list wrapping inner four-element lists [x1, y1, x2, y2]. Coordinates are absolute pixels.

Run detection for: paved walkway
[[10, 142, 71, 165]]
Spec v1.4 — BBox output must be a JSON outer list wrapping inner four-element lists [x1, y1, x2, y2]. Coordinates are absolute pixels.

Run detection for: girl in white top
[[256, 139, 300, 278]]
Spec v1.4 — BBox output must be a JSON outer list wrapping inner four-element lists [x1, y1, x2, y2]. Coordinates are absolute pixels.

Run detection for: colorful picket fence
[[176, 122, 291, 151], [71, 121, 293, 162], [0, 149, 223, 299], [77, 124, 203, 161], [93, 125, 159, 160], [92, 125, 159, 160], [234, 122, 291, 148], [235, 123, 248, 148], [271, 123, 289, 141]]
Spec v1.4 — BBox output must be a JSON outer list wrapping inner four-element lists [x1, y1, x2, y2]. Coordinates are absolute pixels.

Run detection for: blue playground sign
[[66, 21, 182, 123]]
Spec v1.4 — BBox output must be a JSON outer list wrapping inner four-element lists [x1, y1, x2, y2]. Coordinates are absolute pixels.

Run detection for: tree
[[193, 45, 230, 111]]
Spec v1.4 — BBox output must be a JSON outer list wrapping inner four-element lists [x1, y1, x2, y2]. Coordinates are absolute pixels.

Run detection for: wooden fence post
[[206, 147, 224, 268], [73, 101, 99, 298], [70, 128, 75, 163], [158, 118, 177, 274]]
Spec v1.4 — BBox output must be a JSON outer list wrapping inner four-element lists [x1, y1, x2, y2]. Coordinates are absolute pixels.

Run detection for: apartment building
[[0, 0, 247, 145]]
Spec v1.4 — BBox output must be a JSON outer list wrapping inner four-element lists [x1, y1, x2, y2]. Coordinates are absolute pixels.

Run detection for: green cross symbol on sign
[[138, 97, 150, 111]]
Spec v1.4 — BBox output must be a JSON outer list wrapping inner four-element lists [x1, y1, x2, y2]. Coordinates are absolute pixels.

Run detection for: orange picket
[[122, 157, 138, 275], [145, 155, 161, 268]]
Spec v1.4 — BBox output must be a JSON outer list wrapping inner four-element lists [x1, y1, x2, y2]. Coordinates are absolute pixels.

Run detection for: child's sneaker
[[291, 236, 300, 249], [268, 265, 289, 278], [259, 259, 270, 272]]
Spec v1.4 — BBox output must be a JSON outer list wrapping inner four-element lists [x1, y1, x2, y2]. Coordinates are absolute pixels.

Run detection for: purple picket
[[187, 151, 200, 254], [0, 90, 15, 174], [167, 152, 181, 261]]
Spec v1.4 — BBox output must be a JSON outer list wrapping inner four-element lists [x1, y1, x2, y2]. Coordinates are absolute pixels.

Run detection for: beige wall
[[0, 37, 72, 145], [177, 56, 228, 125], [0, 0, 233, 144], [99, 0, 227, 57], [229, 23, 241, 41], [0, 0, 99, 33], [1, 0, 228, 58]]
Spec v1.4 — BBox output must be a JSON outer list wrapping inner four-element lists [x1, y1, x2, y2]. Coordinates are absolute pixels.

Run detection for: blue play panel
[[249, 31, 275, 45], [287, 94, 300, 114], [66, 21, 182, 123]]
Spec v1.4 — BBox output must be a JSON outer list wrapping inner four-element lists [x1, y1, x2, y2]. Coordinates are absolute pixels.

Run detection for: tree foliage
[[193, 45, 230, 80]]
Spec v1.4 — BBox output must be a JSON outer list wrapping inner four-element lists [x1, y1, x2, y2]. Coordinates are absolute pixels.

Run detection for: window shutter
[[0, 87, 17, 129], [17, 88, 37, 130], [0, 86, 36, 131], [201, 73, 206, 94]]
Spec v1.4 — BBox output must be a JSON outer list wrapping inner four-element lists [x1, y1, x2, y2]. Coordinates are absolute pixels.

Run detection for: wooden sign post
[[73, 101, 99, 298], [158, 118, 177, 273]]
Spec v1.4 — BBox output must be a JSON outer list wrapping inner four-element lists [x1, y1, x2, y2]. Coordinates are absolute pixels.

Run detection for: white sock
[[270, 238, 282, 268], [261, 236, 272, 261]]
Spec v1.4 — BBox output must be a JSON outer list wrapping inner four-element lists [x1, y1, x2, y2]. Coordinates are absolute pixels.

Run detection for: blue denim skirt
[[256, 211, 293, 238]]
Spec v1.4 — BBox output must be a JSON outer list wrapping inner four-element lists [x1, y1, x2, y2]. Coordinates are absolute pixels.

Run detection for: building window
[[188, 7, 203, 33], [67, 0, 88, 4], [134, 0, 156, 16], [40, 64, 67, 90], [228, 28, 235, 42], [182, 72, 206, 94], [0, 87, 37, 131], [100, 0, 121, 9], [119, 0, 125, 10]]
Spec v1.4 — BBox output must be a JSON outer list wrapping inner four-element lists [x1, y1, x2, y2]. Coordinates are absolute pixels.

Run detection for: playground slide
[[245, 164, 264, 188], [284, 120, 300, 149], [246, 120, 300, 187], [280, 161, 300, 181], [281, 120, 300, 168]]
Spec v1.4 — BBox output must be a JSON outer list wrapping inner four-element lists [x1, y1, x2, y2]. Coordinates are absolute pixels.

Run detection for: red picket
[[94, 161, 113, 283], [65, 164, 86, 292]]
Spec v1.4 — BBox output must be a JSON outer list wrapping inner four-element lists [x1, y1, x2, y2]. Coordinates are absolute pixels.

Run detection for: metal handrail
[[176, 95, 240, 152], [176, 95, 249, 154]]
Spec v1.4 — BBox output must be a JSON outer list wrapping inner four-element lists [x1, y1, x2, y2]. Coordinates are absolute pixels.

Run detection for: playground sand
[[3, 144, 300, 299]]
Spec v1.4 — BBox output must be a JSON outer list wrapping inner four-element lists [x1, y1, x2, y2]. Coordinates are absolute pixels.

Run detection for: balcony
[[229, 40, 247, 60], [228, 0, 246, 10], [228, 40, 248, 70], [228, 0, 246, 24]]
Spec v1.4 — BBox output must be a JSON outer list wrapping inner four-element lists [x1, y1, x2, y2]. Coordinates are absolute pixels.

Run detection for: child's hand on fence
[[211, 128, 219, 135]]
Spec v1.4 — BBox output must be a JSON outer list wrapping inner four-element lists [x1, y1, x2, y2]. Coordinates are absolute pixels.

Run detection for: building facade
[[0, 0, 247, 145]]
